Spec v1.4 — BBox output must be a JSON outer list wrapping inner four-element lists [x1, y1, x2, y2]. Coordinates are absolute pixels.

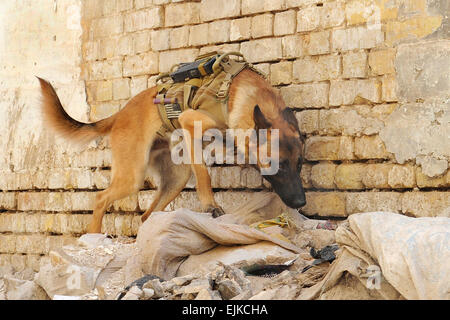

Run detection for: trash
[[136, 208, 302, 280], [241, 257, 297, 278], [301, 245, 339, 273], [300, 212, 450, 300]]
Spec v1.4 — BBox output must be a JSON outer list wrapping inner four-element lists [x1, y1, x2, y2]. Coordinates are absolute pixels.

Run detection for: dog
[[37, 65, 306, 234]]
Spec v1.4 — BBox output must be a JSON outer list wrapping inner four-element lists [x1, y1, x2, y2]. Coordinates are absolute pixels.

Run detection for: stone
[[170, 26, 190, 49], [280, 83, 329, 108], [171, 275, 196, 287], [241, 38, 283, 63], [293, 55, 341, 83], [395, 41, 450, 102], [330, 79, 381, 106], [242, 0, 285, 15], [274, 10, 296, 36], [332, 26, 384, 51], [249, 289, 277, 300], [380, 102, 449, 176], [346, 192, 402, 215], [303, 31, 330, 55], [3, 276, 49, 300], [343, 51, 368, 78], [310, 163, 337, 189], [165, 2, 200, 27], [231, 289, 253, 300], [217, 279, 242, 300], [208, 20, 230, 44], [302, 192, 347, 217], [335, 164, 366, 189], [270, 61, 292, 86], [252, 14, 274, 38], [200, 0, 240, 22], [195, 288, 222, 300], [143, 288, 155, 299], [121, 292, 140, 300], [128, 285, 143, 297], [123, 52, 159, 77], [354, 135, 390, 159], [143, 279, 164, 298], [182, 279, 212, 294], [124, 7, 163, 32], [401, 192, 450, 217], [189, 24, 209, 46], [230, 18, 251, 41], [369, 49, 396, 75]]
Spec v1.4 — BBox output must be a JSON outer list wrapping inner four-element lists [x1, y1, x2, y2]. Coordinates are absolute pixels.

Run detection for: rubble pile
[[2, 206, 446, 300]]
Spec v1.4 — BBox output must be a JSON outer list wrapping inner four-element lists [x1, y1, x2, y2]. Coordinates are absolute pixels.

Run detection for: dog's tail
[[37, 77, 115, 145]]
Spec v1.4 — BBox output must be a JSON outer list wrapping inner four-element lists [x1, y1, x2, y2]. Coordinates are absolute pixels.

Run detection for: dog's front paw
[[206, 206, 226, 218]]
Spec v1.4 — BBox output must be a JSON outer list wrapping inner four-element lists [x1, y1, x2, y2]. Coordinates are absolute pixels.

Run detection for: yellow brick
[[302, 192, 346, 217], [335, 164, 366, 190], [369, 49, 396, 75]]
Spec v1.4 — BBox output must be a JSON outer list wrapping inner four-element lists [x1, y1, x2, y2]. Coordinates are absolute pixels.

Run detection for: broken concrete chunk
[[183, 279, 212, 294], [231, 289, 253, 300], [77, 234, 113, 249], [171, 274, 196, 286], [195, 288, 222, 300], [217, 279, 242, 300], [249, 289, 278, 300], [3, 276, 49, 300], [143, 288, 154, 299], [143, 279, 164, 298], [128, 285, 143, 298], [121, 291, 140, 300]]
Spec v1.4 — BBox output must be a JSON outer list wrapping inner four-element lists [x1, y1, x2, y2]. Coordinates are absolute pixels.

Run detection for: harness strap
[[216, 60, 247, 100]]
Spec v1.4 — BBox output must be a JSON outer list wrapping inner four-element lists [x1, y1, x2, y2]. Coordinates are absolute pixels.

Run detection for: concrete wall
[[0, 0, 449, 271]]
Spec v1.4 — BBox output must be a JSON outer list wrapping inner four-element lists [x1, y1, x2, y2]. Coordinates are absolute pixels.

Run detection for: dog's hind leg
[[141, 142, 191, 222], [87, 88, 162, 233]]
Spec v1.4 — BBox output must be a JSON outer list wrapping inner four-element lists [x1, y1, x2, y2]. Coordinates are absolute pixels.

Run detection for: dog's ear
[[282, 107, 300, 131], [253, 105, 271, 130]]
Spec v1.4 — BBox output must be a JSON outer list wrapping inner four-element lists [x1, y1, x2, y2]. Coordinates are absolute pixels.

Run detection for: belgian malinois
[[37, 67, 306, 234]]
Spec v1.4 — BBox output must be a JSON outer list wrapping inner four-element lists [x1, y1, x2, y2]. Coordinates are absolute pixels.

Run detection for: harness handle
[[212, 52, 245, 73]]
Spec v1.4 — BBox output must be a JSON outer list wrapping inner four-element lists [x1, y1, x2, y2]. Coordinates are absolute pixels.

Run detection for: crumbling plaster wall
[[0, 0, 449, 272]]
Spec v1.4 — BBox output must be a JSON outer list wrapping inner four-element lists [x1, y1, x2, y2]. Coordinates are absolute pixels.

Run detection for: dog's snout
[[288, 197, 306, 209]]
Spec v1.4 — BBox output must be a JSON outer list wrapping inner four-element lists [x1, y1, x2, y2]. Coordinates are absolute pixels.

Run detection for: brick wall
[[1, 0, 449, 271]]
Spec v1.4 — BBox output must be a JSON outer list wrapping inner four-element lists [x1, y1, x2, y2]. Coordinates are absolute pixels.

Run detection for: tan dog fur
[[37, 69, 303, 234]]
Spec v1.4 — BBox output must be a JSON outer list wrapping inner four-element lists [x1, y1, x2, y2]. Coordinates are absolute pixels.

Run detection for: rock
[[231, 289, 253, 300], [217, 279, 242, 300], [77, 234, 113, 249], [35, 250, 101, 299], [3, 276, 49, 300], [182, 279, 212, 294], [195, 288, 222, 300], [0, 266, 14, 278], [171, 274, 196, 286], [249, 289, 278, 300], [143, 279, 164, 298], [128, 285, 143, 298], [143, 288, 154, 299], [53, 295, 82, 300], [181, 293, 196, 300], [161, 281, 176, 292], [121, 292, 140, 300]]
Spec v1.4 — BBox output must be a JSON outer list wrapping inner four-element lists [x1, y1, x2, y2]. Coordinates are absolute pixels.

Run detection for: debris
[[143, 288, 155, 299], [217, 279, 242, 300], [195, 288, 222, 300]]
